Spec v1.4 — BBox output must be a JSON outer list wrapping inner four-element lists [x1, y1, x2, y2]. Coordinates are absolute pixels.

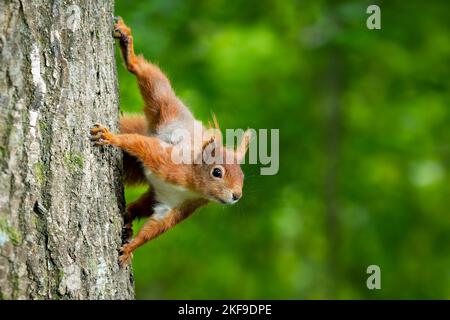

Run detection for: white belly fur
[[144, 168, 198, 220]]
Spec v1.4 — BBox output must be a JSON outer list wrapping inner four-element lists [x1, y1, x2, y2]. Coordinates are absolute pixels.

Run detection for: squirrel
[[90, 17, 251, 267]]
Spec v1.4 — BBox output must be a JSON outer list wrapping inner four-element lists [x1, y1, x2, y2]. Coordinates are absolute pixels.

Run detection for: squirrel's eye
[[212, 167, 223, 178]]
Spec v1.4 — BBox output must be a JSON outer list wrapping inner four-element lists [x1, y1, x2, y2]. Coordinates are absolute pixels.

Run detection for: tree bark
[[0, 0, 134, 299]]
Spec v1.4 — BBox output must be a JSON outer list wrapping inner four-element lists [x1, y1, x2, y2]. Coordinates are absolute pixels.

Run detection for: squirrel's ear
[[236, 129, 252, 163], [202, 128, 222, 157], [194, 135, 218, 164], [202, 136, 217, 157]]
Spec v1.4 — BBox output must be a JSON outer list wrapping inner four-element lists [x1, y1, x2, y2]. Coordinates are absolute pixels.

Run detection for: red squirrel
[[90, 17, 251, 267]]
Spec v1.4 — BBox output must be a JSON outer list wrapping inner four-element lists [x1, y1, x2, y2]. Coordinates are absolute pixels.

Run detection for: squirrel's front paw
[[118, 243, 133, 268], [90, 123, 115, 146]]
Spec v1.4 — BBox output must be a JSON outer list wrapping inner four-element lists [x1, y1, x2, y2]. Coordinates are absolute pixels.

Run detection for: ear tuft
[[207, 113, 220, 131], [236, 129, 253, 163]]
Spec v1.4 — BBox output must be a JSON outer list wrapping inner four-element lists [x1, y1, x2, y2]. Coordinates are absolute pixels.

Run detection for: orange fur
[[119, 198, 208, 266], [90, 18, 250, 267], [114, 17, 182, 131], [119, 116, 148, 185]]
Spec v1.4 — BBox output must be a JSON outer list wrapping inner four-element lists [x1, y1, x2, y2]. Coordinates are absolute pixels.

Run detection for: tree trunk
[[0, 0, 134, 299]]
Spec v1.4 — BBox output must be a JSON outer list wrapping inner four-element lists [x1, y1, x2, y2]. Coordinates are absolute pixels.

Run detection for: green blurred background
[[115, 0, 450, 299]]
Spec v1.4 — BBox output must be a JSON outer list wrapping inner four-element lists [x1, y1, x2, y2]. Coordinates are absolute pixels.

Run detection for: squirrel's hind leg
[[114, 17, 139, 74], [114, 17, 187, 133]]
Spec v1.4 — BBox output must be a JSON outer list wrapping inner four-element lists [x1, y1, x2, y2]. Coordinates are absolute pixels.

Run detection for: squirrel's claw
[[118, 244, 133, 268], [91, 123, 107, 132], [114, 16, 122, 24], [113, 16, 131, 39], [118, 254, 132, 268], [91, 138, 109, 146], [113, 28, 122, 39], [113, 16, 123, 38], [90, 123, 113, 146]]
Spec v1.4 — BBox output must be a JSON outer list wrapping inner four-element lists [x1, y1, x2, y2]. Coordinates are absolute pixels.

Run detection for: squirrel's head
[[191, 130, 251, 205]]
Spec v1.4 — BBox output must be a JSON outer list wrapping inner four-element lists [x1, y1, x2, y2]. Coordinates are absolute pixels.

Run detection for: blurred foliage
[[115, 0, 450, 299]]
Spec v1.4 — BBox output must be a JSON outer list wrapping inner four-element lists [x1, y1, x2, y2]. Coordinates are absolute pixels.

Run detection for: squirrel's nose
[[232, 192, 242, 201]]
